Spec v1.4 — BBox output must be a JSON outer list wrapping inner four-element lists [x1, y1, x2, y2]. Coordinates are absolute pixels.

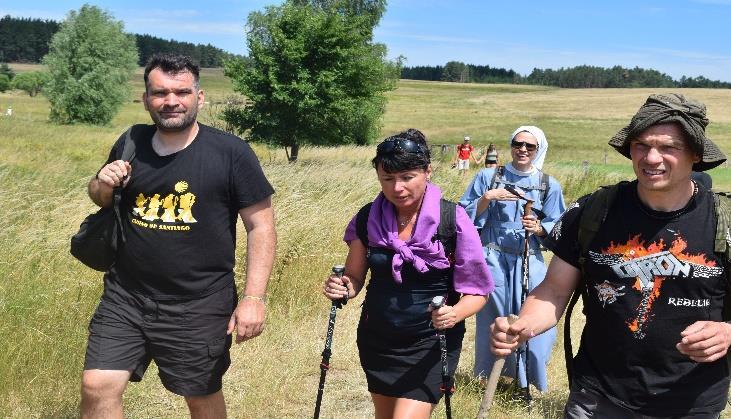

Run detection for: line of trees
[[0, 15, 240, 67], [0, 16, 59, 63], [402, 61, 521, 84], [402, 62, 731, 89]]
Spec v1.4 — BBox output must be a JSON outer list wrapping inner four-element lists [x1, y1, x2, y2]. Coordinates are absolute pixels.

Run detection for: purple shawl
[[367, 183, 451, 283]]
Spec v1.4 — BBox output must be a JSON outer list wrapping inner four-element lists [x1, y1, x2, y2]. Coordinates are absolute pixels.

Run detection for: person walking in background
[[323, 128, 493, 418], [480, 143, 499, 168], [81, 54, 276, 418], [459, 125, 565, 394], [454, 135, 477, 178], [491, 93, 731, 417]]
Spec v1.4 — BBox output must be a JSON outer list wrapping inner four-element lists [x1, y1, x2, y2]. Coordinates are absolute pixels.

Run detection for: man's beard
[[149, 106, 198, 132]]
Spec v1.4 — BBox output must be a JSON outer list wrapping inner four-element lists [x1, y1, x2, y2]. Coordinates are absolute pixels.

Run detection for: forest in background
[[402, 61, 731, 89], [0, 15, 244, 67]]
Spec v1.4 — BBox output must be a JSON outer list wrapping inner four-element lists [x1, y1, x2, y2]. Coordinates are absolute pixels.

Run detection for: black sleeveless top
[[359, 246, 463, 341]]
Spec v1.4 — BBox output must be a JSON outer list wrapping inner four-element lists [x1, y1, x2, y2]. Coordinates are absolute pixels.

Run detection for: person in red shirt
[[454, 136, 476, 178]]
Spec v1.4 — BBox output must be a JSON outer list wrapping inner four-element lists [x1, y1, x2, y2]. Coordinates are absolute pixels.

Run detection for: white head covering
[[509, 125, 548, 170]]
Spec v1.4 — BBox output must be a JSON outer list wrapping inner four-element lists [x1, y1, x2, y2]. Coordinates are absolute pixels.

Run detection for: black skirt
[[357, 246, 464, 403], [357, 320, 464, 403]]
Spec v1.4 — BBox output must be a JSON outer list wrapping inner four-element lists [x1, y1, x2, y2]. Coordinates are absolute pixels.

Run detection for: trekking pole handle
[[476, 314, 520, 419], [332, 265, 347, 308], [524, 200, 533, 217], [430, 295, 446, 311]]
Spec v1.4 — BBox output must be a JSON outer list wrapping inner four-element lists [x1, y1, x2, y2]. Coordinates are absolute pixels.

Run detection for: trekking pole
[[430, 295, 453, 419], [313, 265, 348, 419], [519, 198, 533, 405], [476, 314, 519, 419], [504, 185, 534, 405]]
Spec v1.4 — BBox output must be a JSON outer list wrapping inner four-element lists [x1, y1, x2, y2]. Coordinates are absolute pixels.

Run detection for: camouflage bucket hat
[[608, 93, 726, 171]]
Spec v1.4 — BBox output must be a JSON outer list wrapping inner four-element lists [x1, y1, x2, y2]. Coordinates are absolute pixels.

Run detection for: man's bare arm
[[227, 196, 276, 343]]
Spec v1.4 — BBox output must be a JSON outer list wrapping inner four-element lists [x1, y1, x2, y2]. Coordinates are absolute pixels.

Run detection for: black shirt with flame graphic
[[545, 180, 729, 416]]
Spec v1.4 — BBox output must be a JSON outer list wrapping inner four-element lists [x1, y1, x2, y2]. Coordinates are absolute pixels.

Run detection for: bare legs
[[81, 370, 227, 419], [372, 393, 434, 419]]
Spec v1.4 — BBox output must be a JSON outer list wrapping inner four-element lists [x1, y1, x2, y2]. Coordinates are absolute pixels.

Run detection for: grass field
[[2, 64, 731, 418]]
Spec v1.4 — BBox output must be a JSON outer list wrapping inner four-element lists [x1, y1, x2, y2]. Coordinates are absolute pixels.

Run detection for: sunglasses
[[511, 140, 538, 151], [376, 137, 425, 155]]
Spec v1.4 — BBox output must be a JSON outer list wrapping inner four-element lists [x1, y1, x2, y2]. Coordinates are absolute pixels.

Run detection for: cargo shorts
[[84, 280, 237, 397]]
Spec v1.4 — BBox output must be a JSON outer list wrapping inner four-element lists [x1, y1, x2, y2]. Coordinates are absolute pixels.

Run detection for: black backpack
[[563, 182, 731, 384], [354, 198, 458, 260], [70, 126, 139, 271]]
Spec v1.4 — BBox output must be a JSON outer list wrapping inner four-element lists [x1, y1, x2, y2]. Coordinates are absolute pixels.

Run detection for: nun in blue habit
[[459, 126, 566, 391]]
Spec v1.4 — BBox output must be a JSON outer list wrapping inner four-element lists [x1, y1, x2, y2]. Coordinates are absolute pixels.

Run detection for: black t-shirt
[[545, 181, 729, 416], [103, 123, 274, 299]]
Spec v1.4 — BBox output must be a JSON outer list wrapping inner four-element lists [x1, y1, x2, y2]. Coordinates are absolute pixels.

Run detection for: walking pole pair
[[313, 265, 348, 419], [430, 295, 453, 419]]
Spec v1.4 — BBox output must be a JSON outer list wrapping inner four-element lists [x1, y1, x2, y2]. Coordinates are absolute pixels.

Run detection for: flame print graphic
[[601, 234, 716, 339]]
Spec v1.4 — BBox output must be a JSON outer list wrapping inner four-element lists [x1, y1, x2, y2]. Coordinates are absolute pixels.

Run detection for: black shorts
[[84, 280, 237, 397]]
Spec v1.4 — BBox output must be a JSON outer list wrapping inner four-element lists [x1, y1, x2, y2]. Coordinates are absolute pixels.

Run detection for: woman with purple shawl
[[323, 129, 493, 418]]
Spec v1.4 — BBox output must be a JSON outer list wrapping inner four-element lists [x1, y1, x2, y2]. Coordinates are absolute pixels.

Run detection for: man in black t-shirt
[[82, 54, 276, 417], [491, 93, 730, 417]]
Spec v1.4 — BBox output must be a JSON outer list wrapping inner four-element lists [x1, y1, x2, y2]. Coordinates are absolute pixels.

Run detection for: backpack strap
[[564, 181, 625, 385], [540, 171, 550, 204], [710, 191, 731, 372], [119, 126, 137, 162], [111, 125, 140, 247], [713, 192, 731, 258], [355, 202, 373, 248], [489, 166, 505, 191], [437, 198, 457, 259], [712, 192, 731, 319]]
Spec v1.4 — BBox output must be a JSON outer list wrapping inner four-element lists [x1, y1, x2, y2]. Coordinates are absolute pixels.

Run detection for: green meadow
[[2, 65, 731, 418]]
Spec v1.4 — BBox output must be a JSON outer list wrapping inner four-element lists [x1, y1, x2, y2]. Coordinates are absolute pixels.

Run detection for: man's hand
[[89, 160, 132, 207], [227, 297, 266, 344], [676, 321, 731, 362], [96, 160, 132, 189], [490, 316, 534, 356]]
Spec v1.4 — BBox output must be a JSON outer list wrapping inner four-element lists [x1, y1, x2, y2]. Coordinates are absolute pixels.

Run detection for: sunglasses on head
[[511, 140, 538, 151], [376, 137, 425, 155]]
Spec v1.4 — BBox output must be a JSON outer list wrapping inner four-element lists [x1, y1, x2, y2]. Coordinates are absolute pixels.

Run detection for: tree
[[223, 0, 400, 162], [442, 61, 468, 83], [0, 74, 9, 92], [42, 5, 138, 125], [0, 63, 14, 81], [11, 71, 49, 96]]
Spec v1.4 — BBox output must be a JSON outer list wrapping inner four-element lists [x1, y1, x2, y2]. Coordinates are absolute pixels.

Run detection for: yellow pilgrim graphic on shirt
[[131, 181, 197, 231]]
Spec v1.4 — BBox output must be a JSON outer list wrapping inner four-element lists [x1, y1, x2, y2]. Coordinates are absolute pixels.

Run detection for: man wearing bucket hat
[[490, 93, 731, 417]]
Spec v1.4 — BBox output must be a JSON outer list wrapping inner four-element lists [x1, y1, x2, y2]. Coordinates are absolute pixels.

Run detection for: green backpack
[[563, 182, 731, 384]]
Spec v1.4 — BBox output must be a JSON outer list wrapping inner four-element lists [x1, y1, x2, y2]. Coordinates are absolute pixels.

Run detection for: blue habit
[[459, 165, 566, 391]]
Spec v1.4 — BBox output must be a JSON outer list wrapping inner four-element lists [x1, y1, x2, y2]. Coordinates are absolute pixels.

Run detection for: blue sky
[[3, 0, 731, 81]]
